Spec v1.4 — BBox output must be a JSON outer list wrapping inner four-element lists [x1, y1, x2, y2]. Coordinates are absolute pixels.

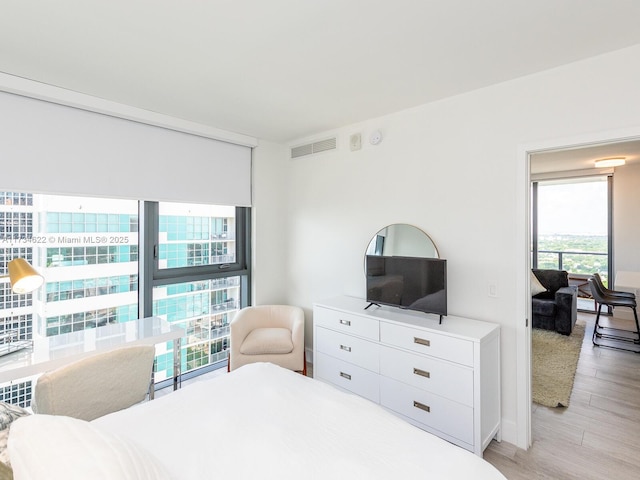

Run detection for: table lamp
[[0, 258, 44, 357], [5, 258, 44, 294]]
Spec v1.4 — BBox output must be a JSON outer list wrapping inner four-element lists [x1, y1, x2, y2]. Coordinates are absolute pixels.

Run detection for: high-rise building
[[0, 192, 239, 405]]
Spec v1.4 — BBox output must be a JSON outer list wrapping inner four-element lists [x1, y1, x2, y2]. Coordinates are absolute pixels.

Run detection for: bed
[[7, 362, 507, 479]]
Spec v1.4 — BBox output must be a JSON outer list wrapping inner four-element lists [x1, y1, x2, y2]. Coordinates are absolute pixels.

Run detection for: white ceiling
[[532, 139, 640, 175], [2, 1, 640, 143]]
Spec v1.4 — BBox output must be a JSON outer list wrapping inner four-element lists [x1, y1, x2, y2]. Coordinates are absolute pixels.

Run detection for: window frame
[[0, 194, 251, 397], [138, 202, 251, 320]]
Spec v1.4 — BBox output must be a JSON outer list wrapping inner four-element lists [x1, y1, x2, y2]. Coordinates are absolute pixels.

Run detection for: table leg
[[173, 338, 181, 390], [149, 368, 155, 400]]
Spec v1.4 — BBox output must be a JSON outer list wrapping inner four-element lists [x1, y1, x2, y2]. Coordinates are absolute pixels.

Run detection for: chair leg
[[593, 303, 603, 345], [297, 351, 307, 376], [633, 307, 640, 344], [593, 303, 640, 352], [302, 351, 307, 376]]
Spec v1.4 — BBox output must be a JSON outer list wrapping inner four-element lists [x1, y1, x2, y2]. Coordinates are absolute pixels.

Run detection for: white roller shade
[[0, 91, 252, 206]]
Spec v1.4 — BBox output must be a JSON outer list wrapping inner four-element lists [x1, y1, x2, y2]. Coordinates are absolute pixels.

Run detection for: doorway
[[517, 132, 640, 449]]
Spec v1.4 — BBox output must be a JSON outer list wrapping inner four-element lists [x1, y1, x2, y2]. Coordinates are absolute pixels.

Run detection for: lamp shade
[[8, 258, 44, 294]]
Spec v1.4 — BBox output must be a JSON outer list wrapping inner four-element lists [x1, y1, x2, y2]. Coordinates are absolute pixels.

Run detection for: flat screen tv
[[365, 255, 447, 321]]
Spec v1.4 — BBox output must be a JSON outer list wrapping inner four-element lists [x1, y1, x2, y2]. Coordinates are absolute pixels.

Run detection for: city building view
[[0, 192, 241, 406]]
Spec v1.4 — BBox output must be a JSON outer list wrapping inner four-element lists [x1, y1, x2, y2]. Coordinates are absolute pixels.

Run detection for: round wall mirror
[[365, 224, 439, 261]]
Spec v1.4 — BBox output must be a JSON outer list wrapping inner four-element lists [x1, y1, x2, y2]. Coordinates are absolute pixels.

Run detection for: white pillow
[[8, 415, 173, 480], [531, 271, 547, 296]]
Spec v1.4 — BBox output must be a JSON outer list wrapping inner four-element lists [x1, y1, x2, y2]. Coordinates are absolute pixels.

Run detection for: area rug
[[532, 321, 585, 408]]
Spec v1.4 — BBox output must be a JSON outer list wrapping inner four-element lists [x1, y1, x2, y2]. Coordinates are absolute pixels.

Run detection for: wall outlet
[[488, 283, 498, 297], [350, 133, 362, 151]]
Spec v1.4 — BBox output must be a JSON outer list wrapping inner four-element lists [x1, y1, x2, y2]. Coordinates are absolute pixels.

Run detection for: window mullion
[[139, 201, 157, 319]]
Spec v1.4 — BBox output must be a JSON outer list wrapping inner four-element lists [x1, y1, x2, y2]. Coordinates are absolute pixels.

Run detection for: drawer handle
[[339, 319, 351, 326], [340, 344, 352, 352], [340, 372, 352, 381], [414, 337, 431, 347], [413, 367, 430, 379], [413, 401, 431, 413]]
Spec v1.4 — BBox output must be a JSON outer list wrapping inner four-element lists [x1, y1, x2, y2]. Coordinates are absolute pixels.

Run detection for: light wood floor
[[484, 311, 640, 479]]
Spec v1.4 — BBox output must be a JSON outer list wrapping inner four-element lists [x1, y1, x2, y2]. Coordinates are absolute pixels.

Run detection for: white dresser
[[313, 295, 501, 456]]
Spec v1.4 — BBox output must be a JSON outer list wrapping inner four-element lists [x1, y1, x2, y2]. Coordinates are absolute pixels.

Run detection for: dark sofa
[[531, 269, 577, 335]]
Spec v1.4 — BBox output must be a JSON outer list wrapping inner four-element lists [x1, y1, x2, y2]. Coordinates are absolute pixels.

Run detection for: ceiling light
[[594, 157, 626, 168]]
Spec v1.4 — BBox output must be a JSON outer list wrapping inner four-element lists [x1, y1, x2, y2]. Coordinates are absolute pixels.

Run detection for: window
[[0, 195, 138, 344], [0, 192, 250, 404], [152, 278, 239, 381], [149, 202, 249, 383], [532, 176, 611, 311], [0, 212, 33, 239], [158, 203, 236, 268], [534, 178, 609, 275]]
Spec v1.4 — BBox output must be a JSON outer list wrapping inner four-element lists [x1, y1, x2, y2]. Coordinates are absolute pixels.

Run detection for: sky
[[537, 180, 608, 236]]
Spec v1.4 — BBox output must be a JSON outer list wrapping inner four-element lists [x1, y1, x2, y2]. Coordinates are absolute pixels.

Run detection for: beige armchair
[[32, 345, 156, 421], [229, 305, 306, 375]]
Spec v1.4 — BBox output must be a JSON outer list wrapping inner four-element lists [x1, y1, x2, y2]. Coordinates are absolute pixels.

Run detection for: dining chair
[[588, 278, 640, 351], [592, 272, 636, 300]]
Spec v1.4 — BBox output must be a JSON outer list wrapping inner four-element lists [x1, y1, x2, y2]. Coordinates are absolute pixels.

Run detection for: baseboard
[[499, 418, 520, 449]]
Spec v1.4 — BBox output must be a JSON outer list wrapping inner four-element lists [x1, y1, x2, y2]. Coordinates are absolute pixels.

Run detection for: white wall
[[252, 44, 640, 448], [251, 139, 291, 305], [614, 163, 640, 274]]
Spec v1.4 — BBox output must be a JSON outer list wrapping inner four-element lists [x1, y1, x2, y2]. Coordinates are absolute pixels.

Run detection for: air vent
[[291, 143, 313, 159], [290, 137, 337, 159]]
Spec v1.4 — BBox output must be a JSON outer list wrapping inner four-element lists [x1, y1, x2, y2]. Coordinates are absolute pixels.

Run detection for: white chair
[[32, 345, 156, 421], [229, 305, 306, 374]]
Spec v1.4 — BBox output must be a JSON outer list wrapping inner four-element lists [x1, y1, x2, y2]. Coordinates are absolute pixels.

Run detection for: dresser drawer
[[380, 345, 473, 406], [314, 352, 380, 403], [380, 322, 473, 366], [314, 306, 379, 341], [380, 376, 473, 445], [315, 326, 379, 372]]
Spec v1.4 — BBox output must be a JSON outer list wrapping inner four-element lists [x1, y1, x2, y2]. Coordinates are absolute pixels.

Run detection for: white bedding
[[92, 362, 506, 480], [9, 415, 173, 480]]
